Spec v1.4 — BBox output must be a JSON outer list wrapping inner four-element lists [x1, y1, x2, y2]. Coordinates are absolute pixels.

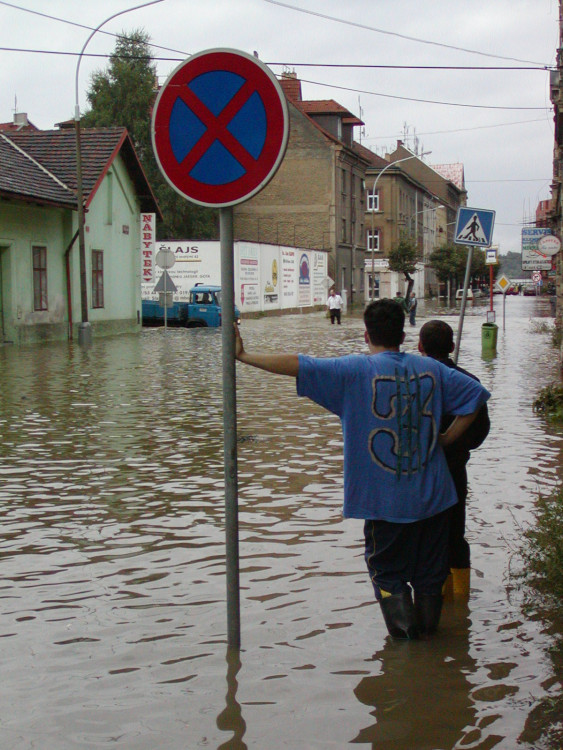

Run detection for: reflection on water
[[0, 296, 562, 748]]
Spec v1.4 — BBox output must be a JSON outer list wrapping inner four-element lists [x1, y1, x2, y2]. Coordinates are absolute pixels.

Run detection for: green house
[[0, 125, 160, 345]]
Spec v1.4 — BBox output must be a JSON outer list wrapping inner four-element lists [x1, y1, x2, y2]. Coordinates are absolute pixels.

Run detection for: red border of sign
[[152, 49, 289, 208]]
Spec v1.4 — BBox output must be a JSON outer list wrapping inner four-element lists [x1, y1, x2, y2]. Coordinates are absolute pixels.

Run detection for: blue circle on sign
[[168, 71, 268, 186]]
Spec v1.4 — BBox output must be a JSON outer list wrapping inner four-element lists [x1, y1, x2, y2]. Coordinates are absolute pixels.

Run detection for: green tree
[[429, 244, 487, 299], [82, 30, 217, 240], [388, 233, 419, 299]]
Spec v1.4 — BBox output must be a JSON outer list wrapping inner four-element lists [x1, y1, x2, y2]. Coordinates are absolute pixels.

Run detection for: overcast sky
[[1, 0, 558, 254]]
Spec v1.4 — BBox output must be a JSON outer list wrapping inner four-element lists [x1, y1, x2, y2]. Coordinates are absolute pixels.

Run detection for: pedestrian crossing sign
[[455, 207, 495, 247]]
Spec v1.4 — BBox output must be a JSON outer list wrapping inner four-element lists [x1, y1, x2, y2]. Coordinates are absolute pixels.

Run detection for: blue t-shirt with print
[[296, 351, 490, 522]]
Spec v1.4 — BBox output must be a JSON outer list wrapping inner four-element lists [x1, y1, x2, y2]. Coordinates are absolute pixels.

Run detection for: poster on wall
[[312, 251, 328, 305], [237, 242, 260, 311], [140, 213, 156, 285], [141, 241, 221, 301], [260, 244, 281, 309], [298, 251, 312, 307], [281, 246, 298, 307]]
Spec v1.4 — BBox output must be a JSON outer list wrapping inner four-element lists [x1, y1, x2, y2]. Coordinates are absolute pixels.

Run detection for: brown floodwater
[[1, 295, 562, 749]]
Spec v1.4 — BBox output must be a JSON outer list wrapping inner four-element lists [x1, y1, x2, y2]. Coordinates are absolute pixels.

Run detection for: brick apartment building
[[233, 72, 370, 304]]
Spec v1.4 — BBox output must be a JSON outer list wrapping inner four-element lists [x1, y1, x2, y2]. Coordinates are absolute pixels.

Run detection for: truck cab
[[141, 284, 241, 328], [183, 285, 224, 327]]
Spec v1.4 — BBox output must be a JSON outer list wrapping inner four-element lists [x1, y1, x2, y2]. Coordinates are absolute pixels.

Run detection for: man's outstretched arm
[[234, 323, 299, 377]]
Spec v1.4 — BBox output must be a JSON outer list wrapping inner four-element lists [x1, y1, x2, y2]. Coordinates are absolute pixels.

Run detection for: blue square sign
[[455, 207, 495, 247]]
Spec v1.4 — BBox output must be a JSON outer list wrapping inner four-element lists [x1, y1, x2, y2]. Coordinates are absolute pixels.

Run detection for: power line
[[268, 62, 552, 71], [0, 0, 187, 56], [2, 47, 548, 111], [262, 0, 552, 68], [466, 178, 551, 183], [299, 77, 549, 111], [2, 46, 553, 73], [364, 117, 550, 140]]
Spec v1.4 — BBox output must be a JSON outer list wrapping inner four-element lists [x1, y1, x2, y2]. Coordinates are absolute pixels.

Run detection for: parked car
[[455, 288, 483, 300], [523, 285, 537, 296]]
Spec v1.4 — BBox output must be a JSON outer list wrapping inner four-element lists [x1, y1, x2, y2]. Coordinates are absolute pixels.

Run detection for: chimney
[[14, 112, 29, 129], [279, 70, 302, 102]]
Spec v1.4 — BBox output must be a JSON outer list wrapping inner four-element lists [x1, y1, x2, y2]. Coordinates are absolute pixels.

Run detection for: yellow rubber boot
[[451, 568, 470, 598], [442, 572, 453, 600]]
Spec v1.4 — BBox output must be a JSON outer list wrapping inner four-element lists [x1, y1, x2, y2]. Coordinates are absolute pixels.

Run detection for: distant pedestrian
[[394, 292, 408, 314], [408, 292, 417, 326], [326, 289, 343, 325]]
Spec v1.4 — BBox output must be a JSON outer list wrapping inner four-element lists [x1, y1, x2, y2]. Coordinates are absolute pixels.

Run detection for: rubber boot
[[414, 593, 443, 637], [379, 589, 419, 640], [451, 567, 470, 598]]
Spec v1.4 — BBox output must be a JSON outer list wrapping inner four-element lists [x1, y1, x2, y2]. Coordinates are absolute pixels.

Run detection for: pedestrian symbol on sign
[[454, 206, 495, 248], [458, 213, 488, 244]]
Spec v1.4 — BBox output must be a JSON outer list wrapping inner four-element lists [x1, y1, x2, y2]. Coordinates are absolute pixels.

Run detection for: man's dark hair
[[364, 299, 404, 347], [419, 320, 455, 359]]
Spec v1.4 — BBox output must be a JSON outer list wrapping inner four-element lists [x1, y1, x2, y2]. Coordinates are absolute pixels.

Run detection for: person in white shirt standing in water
[[326, 288, 343, 325]]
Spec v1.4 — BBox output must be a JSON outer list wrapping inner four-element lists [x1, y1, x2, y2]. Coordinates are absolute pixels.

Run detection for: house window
[[32, 245, 48, 311], [367, 189, 379, 212], [92, 250, 104, 308], [367, 229, 380, 252], [342, 217, 347, 243]]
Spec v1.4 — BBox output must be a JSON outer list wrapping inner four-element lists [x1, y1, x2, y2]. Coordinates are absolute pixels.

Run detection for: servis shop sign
[[521, 228, 560, 271]]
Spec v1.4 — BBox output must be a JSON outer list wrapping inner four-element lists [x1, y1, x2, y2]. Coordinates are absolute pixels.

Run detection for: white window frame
[[367, 189, 379, 212], [367, 229, 380, 252]]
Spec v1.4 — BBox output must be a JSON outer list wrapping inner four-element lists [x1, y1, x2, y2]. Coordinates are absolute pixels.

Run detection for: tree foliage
[[387, 233, 419, 298], [429, 243, 487, 293], [82, 30, 217, 240]]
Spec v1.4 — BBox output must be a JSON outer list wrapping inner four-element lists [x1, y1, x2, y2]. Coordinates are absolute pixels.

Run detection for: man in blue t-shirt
[[234, 299, 490, 640]]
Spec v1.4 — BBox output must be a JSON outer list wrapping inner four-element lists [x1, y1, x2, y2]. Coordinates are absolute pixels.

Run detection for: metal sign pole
[[164, 268, 167, 330], [220, 206, 241, 648], [453, 246, 474, 365]]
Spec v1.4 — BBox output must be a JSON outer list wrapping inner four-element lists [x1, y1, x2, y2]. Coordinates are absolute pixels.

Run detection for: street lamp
[[368, 151, 431, 300], [74, 0, 165, 345]]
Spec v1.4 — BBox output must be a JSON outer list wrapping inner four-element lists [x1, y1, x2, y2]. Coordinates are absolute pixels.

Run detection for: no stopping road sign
[[152, 48, 289, 207]]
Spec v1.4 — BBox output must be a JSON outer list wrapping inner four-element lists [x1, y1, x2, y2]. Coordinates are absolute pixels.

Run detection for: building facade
[[233, 72, 369, 305], [0, 122, 160, 345], [359, 142, 464, 300]]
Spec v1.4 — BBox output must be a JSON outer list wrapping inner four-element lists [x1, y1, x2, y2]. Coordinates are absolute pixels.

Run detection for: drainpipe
[[64, 229, 79, 340]]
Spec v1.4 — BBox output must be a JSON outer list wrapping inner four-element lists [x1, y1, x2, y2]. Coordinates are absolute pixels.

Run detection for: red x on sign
[[152, 49, 289, 208]]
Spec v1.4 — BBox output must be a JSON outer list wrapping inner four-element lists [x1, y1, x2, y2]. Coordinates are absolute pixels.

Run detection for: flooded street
[[1, 295, 563, 749]]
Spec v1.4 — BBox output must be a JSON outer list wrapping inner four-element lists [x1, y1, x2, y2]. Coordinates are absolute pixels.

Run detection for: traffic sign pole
[[454, 246, 473, 365], [151, 49, 289, 647], [220, 206, 241, 648]]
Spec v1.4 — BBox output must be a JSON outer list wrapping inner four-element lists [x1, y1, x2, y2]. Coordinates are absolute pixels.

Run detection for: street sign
[[454, 207, 495, 247], [495, 274, 511, 293], [532, 271, 542, 283], [155, 248, 175, 269], [152, 48, 289, 208], [154, 270, 178, 294], [522, 227, 553, 270], [485, 246, 498, 264], [537, 234, 561, 257]]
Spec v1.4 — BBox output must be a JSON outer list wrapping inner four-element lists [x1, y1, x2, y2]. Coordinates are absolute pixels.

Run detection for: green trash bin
[[481, 322, 498, 353]]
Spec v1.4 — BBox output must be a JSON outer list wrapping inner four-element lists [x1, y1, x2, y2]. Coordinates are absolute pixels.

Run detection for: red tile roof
[[2, 127, 160, 214]]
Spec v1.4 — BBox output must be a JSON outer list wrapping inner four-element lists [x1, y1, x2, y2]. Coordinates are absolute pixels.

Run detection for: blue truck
[[142, 284, 241, 328]]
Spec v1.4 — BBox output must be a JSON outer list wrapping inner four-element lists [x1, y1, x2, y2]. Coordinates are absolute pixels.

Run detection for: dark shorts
[[364, 508, 452, 599]]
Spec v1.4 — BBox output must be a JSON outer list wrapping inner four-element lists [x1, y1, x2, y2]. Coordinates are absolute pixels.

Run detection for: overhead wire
[[262, 0, 553, 68]]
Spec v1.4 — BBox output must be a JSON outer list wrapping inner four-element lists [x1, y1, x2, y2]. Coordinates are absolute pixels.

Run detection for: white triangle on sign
[[457, 213, 488, 244]]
